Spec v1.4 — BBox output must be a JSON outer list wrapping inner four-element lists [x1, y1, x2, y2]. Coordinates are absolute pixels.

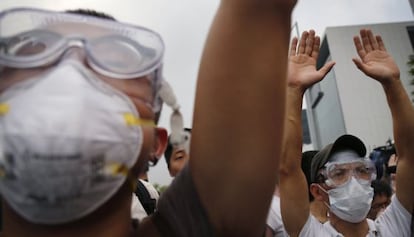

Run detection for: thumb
[[318, 61, 335, 77], [352, 58, 365, 72]]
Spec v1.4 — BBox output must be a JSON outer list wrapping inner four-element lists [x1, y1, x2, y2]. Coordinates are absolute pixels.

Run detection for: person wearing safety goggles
[[279, 28, 414, 237], [0, 1, 297, 236]]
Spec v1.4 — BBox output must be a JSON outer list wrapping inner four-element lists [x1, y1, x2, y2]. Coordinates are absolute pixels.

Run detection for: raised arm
[[352, 29, 414, 212], [279, 30, 335, 236], [190, 1, 296, 236]]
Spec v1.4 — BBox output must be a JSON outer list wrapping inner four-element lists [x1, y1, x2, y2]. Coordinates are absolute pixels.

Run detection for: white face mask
[[0, 60, 151, 224], [320, 177, 374, 223]]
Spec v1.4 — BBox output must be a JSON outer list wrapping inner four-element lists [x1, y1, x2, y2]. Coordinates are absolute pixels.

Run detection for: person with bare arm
[[0, 1, 297, 236], [280, 28, 413, 237], [279, 29, 335, 237]]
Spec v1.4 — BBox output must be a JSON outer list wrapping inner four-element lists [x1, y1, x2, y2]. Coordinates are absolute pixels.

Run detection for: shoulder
[[375, 195, 412, 236], [139, 179, 159, 200]]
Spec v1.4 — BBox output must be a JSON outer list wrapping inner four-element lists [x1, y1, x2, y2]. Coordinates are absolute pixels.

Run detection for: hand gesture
[[352, 29, 400, 85], [288, 30, 335, 92]]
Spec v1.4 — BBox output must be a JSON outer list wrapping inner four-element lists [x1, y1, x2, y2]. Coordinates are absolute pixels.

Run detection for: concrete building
[[306, 21, 414, 151]]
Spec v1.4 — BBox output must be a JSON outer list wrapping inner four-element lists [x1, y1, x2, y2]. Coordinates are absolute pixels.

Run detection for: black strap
[[134, 180, 156, 215]]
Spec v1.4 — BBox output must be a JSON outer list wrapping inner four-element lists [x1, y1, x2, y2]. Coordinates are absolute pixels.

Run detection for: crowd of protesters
[[0, 1, 413, 236]]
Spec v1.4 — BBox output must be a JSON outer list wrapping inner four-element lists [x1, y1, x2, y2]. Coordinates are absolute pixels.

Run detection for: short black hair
[[164, 128, 191, 168], [301, 150, 319, 202], [65, 9, 116, 21]]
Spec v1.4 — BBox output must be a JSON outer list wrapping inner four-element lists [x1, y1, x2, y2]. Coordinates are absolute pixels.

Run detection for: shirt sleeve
[[266, 196, 288, 237], [152, 165, 215, 237], [375, 194, 412, 236]]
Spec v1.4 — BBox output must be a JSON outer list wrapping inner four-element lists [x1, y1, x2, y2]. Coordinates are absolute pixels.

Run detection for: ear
[[310, 183, 326, 201], [153, 127, 168, 160]]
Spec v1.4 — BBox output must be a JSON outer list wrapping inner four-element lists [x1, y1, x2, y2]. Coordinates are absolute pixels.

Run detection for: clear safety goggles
[[0, 7, 164, 80], [320, 158, 377, 187]]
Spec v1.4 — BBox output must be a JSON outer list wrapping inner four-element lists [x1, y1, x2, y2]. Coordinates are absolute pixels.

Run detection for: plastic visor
[[323, 158, 377, 187], [0, 7, 165, 80]]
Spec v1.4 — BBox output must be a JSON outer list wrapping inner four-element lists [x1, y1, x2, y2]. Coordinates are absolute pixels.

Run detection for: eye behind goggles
[[320, 158, 377, 188], [0, 7, 164, 80]]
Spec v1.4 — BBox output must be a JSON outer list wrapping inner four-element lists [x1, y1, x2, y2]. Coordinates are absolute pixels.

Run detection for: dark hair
[[370, 143, 397, 180], [65, 9, 116, 21], [301, 150, 319, 202], [164, 128, 191, 168], [371, 179, 392, 198]]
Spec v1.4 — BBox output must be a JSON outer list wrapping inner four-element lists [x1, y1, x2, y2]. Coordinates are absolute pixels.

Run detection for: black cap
[[310, 134, 366, 183]]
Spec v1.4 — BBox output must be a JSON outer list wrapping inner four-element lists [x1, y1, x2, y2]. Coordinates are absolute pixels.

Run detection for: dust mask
[[0, 60, 151, 224]]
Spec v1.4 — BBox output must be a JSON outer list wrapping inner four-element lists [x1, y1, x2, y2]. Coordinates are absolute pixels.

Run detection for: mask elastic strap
[[158, 80, 186, 146], [0, 103, 10, 116], [104, 162, 137, 192], [317, 184, 332, 209]]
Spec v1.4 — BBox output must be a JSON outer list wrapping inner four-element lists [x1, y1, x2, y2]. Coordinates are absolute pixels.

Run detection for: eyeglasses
[[0, 8, 164, 80], [320, 158, 377, 187]]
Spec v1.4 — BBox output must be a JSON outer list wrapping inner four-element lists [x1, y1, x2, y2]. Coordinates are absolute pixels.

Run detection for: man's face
[[0, 22, 158, 174], [169, 147, 190, 177], [367, 193, 391, 220]]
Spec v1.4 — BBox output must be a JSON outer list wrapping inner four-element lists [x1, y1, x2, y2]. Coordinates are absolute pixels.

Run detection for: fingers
[[311, 36, 320, 60], [353, 36, 366, 59], [298, 31, 308, 54], [305, 30, 315, 56], [368, 30, 379, 50], [360, 29, 373, 52], [357, 29, 386, 53], [292, 29, 318, 56], [376, 35, 386, 51], [289, 37, 298, 56]]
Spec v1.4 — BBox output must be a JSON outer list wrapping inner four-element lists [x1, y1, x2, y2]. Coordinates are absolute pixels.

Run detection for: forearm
[[279, 87, 310, 236], [382, 78, 414, 211], [280, 87, 305, 173], [382, 78, 414, 157], [190, 2, 294, 236]]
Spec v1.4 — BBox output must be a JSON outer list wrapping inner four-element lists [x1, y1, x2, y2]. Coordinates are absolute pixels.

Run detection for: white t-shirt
[[266, 196, 288, 237], [298, 195, 412, 237], [131, 179, 160, 221]]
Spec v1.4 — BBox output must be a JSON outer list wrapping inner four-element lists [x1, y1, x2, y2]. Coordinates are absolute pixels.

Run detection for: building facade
[[306, 21, 414, 151]]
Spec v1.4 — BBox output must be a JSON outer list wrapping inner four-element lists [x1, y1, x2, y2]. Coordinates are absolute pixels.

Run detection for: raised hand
[[288, 30, 335, 92], [352, 29, 400, 85]]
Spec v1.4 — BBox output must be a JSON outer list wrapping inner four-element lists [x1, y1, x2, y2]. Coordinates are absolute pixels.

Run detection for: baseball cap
[[310, 134, 366, 183]]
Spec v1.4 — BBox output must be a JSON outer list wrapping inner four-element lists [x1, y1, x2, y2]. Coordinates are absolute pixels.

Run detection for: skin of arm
[[189, 1, 297, 236], [352, 29, 414, 213], [279, 30, 335, 237]]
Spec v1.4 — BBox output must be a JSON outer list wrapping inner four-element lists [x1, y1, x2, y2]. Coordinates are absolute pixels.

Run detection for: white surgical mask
[[320, 177, 374, 223], [0, 60, 153, 224]]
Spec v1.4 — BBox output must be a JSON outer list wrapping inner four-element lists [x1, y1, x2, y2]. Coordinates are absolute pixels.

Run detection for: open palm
[[352, 29, 400, 84], [288, 30, 335, 91]]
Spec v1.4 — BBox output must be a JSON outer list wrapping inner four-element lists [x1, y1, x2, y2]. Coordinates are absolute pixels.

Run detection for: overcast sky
[[1, 0, 413, 186]]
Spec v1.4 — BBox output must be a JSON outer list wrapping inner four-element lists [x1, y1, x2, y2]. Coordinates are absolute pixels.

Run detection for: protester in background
[[264, 46, 331, 236], [280, 28, 413, 237], [0, 1, 296, 236], [387, 153, 398, 193], [367, 179, 392, 220], [302, 150, 329, 223], [164, 128, 191, 177]]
